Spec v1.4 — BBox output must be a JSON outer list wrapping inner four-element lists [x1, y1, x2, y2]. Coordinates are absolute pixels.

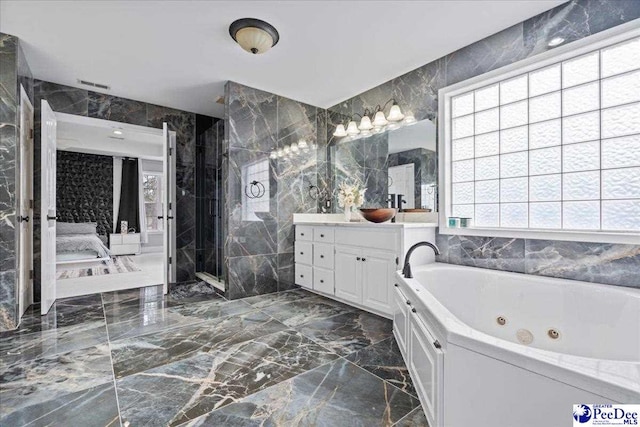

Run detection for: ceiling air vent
[[77, 79, 111, 90]]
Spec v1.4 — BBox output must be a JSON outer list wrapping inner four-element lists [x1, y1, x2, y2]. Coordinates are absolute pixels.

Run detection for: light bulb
[[387, 103, 404, 122], [277, 149, 284, 158], [269, 151, 277, 159], [358, 115, 373, 131], [346, 121, 360, 136], [403, 111, 417, 125], [283, 145, 291, 154], [372, 111, 388, 127], [333, 124, 347, 137]]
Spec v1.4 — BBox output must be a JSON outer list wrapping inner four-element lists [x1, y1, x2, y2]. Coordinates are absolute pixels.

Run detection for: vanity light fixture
[[229, 18, 280, 54], [387, 102, 405, 122], [547, 37, 565, 47], [333, 124, 347, 137], [346, 120, 360, 136], [333, 98, 413, 139]]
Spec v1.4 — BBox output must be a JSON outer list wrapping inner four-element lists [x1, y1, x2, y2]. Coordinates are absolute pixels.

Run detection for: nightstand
[[110, 233, 141, 255]]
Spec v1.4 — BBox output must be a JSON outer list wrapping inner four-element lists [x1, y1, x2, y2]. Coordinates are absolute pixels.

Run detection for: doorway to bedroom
[[39, 102, 177, 311]]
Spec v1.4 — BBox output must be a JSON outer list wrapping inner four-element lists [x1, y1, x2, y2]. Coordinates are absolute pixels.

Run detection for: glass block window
[[448, 35, 640, 232]]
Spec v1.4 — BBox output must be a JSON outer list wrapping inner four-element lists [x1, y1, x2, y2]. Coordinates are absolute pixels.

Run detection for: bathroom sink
[[359, 208, 397, 223]]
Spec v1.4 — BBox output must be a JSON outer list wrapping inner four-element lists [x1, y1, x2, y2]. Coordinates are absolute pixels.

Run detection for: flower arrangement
[[338, 181, 366, 221]]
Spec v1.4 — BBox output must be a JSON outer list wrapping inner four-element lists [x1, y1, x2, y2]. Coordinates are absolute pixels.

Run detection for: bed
[[56, 222, 111, 265]]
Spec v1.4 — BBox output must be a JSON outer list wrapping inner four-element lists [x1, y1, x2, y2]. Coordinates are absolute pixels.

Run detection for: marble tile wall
[[0, 33, 33, 331], [225, 82, 319, 299], [24, 79, 215, 305], [325, 0, 640, 289]]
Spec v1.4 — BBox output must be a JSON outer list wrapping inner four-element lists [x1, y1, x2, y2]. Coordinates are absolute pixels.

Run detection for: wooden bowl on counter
[[359, 208, 397, 223]]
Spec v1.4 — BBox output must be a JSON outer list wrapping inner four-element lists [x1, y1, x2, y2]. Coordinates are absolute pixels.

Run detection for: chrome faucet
[[402, 241, 441, 278]]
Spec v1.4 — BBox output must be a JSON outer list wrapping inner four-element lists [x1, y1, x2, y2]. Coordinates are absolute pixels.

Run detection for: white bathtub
[[394, 263, 640, 427]]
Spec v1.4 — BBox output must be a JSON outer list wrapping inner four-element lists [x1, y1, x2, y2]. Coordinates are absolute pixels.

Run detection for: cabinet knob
[[411, 308, 417, 313], [320, 234, 325, 237], [320, 255, 324, 258], [433, 340, 442, 349], [301, 233, 305, 236], [300, 274, 304, 278], [300, 252, 304, 255], [320, 279, 324, 283], [406, 300, 411, 305], [362, 258, 366, 262], [356, 257, 361, 261], [394, 283, 399, 287]]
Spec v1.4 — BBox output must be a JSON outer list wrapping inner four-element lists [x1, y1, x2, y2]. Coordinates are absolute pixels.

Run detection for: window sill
[[438, 222, 640, 245]]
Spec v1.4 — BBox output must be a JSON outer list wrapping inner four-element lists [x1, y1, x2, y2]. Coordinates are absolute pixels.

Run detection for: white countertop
[[293, 213, 437, 228]]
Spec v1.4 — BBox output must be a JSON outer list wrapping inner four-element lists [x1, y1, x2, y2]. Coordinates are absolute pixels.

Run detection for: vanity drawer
[[296, 225, 313, 242], [334, 228, 399, 251], [313, 243, 334, 269], [313, 227, 334, 244], [313, 267, 334, 294], [295, 263, 312, 288], [295, 242, 313, 265]]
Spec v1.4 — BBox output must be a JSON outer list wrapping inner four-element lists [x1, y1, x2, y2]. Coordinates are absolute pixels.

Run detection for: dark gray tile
[[191, 358, 420, 427], [261, 297, 357, 327], [394, 406, 430, 426], [88, 92, 147, 125], [240, 288, 316, 309], [347, 337, 416, 397], [459, 236, 525, 273], [117, 330, 338, 426], [110, 309, 287, 378], [0, 382, 120, 427], [296, 310, 394, 357]]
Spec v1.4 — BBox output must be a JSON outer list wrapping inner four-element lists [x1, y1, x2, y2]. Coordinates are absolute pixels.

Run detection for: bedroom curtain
[[113, 157, 122, 233], [116, 158, 140, 233], [137, 160, 148, 244]]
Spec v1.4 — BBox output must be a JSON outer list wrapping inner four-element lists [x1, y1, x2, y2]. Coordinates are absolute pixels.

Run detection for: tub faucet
[[402, 241, 441, 278]]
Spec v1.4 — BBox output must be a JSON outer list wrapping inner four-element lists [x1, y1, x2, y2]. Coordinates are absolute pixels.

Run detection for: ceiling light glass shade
[[346, 121, 360, 136], [372, 111, 388, 127], [403, 111, 417, 124], [333, 124, 347, 137], [358, 115, 373, 131], [229, 19, 280, 55], [283, 145, 291, 154], [269, 151, 277, 159], [547, 37, 565, 47], [298, 139, 308, 149], [387, 104, 405, 122]]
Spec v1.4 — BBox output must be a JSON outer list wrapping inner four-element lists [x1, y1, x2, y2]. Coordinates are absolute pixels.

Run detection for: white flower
[[337, 181, 367, 208]]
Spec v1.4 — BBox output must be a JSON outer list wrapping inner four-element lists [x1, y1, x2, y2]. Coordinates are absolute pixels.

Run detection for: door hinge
[[29, 270, 34, 280], [168, 256, 172, 265], [395, 257, 399, 265], [29, 199, 34, 209], [169, 147, 173, 156], [29, 129, 34, 140], [169, 202, 172, 210]]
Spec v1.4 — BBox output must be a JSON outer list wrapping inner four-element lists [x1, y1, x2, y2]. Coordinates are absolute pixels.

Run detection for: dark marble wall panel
[[225, 82, 320, 299], [88, 93, 146, 126], [326, 0, 640, 289], [0, 33, 33, 331]]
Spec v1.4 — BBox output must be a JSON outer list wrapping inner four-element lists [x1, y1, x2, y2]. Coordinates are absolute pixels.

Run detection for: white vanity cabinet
[[293, 217, 436, 317]]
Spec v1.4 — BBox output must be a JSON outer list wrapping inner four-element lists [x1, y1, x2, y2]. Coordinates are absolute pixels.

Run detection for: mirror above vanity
[[330, 118, 438, 212]]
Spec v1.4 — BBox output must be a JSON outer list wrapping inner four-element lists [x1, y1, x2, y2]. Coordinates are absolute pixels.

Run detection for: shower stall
[[195, 119, 226, 290]]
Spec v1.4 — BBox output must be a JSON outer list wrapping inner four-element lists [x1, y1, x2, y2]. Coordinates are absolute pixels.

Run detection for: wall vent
[[77, 79, 111, 90], [108, 136, 125, 140]]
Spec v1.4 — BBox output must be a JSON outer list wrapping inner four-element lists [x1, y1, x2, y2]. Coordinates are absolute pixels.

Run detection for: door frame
[[17, 85, 34, 319], [44, 112, 177, 300]]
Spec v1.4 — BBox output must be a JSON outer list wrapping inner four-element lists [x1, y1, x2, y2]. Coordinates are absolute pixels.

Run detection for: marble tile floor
[[0, 284, 428, 427]]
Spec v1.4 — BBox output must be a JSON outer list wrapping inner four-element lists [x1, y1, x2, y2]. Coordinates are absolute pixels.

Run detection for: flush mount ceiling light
[[229, 18, 280, 55], [113, 130, 123, 135], [548, 36, 565, 47]]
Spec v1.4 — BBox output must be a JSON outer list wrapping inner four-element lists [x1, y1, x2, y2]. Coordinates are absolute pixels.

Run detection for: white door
[[40, 100, 57, 315], [334, 245, 362, 304], [18, 86, 34, 318], [162, 123, 177, 293], [361, 249, 395, 315]]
